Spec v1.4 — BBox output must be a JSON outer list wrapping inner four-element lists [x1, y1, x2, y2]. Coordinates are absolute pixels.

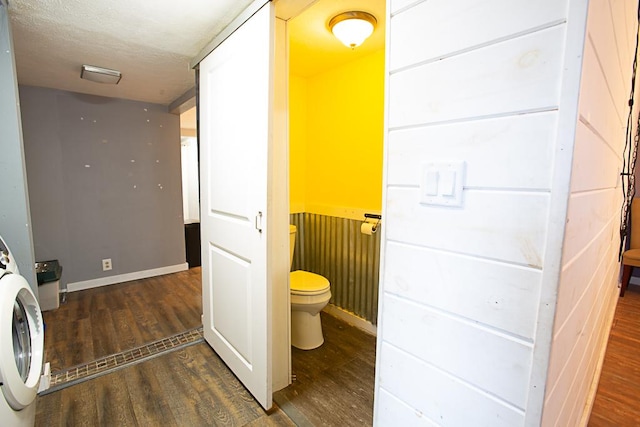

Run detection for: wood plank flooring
[[37, 268, 295, 426], [36, 267, 377, 426], [42, 267, 202, 371], [589, 287, 640, 425], [36, 342, 295, 426], [274, 313, 377, 426]]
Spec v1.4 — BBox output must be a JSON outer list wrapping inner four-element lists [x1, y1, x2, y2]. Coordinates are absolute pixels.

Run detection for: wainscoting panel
[[290, 213, 381, 325]]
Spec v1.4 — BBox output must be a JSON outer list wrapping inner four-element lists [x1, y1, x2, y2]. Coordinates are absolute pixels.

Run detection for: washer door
[[0, 274, 44, 410]]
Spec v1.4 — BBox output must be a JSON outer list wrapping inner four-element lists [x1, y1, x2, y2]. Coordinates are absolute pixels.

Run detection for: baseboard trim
[[67, 263, 189, 292], [630, 276, 640, 286], [323, 304, 377, 336]]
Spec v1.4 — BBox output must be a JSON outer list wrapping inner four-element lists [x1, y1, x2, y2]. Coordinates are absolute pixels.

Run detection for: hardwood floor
[[36, 343, 295, 426], [37, 267, 377, 426], [37, 268, 295, 426], [589, 287, 640, 425], [274, 313, 377, 426], [42, 267, 202, 371]]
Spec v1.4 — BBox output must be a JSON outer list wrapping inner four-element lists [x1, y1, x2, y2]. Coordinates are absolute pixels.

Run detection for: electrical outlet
[[102, 258, 112, 271]]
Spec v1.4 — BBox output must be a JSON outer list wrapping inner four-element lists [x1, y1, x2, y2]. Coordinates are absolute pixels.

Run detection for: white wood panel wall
[[373, 0, 631, 424], [542, 0, 637, 424]]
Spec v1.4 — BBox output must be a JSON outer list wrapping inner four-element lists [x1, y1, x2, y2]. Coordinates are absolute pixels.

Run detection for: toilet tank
[[289, 224, 297, 270]]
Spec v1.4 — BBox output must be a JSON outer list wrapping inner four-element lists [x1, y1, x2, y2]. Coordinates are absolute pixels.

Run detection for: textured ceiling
[[9, 0, 254, 106], [9, 0, 385, 107]]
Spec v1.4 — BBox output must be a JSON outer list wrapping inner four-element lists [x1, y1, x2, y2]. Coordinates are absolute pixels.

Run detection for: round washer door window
[[12, 297, 32, 381], [0, 273, 44, 410]]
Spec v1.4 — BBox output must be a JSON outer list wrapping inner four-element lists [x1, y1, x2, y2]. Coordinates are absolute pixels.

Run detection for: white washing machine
[[0, 236, 44, 426]]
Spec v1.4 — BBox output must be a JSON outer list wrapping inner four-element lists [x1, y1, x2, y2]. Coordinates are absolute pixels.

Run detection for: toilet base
[[291, 309, 324, 350]]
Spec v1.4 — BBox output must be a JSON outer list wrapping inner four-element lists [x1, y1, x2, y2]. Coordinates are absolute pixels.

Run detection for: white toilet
[[289, 224, 331, 350]]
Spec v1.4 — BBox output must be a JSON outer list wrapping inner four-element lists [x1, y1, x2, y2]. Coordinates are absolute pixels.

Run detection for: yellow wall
[[289, 49, 385, 218], [289, 74, 308, 214]]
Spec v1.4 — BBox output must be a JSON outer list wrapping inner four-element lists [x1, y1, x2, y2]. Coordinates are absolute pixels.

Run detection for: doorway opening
[[182, 0, 385, 422], [180, 107, 201, 269], [274, 0, 386, 424]]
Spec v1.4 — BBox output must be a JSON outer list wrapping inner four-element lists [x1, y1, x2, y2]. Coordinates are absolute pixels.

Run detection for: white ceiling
[[8, 0, 254, 106], [8, 0, 385, 108]]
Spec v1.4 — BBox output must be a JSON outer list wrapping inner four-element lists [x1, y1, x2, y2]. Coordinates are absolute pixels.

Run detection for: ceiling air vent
[[80, 65, 121, 84]]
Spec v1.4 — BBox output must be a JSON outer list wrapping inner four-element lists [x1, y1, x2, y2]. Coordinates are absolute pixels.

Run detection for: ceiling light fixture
[[80, 65, 122, 85], [329, 11, 377, 49]]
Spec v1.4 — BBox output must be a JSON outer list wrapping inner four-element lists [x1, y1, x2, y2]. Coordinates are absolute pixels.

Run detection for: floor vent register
[[40, 326, 204, 395]]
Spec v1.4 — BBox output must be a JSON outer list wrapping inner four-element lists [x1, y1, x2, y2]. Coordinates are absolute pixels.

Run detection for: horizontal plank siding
[[582, 0, 628, 124], [548, 248, 618, 385], [570, 121, 622, 194], [375, 389, 439, 427], [386, 189, 549, 268], [383, 295, 532, 407], [387, 112, 557, 191], [578, 39, 626, 152], [375, 0, 606, 424], [378, 343, 525, 426], [389, 0, 420, 15], [384, 241, 541, 339], [545, 263, 619, 426], [542, 0, 636, 424], [561, 189, 619, 263], [390, 0, 568, 72], [389, 26, 565, 128], [555, 217, 619, 328]]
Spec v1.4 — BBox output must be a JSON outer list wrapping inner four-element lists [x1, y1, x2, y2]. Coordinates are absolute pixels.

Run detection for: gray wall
[[0, 4, 37, 291], [20, 86, 185, 286]]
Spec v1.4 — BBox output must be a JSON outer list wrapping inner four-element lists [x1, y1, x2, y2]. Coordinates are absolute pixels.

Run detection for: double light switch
[[420, 161, 465, 207]]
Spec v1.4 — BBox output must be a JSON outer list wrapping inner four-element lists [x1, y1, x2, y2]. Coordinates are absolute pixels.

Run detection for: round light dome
[[329, 11, 377, 49]]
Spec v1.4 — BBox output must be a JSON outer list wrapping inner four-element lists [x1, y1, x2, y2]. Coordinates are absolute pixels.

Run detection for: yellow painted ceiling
[[288, 0, 386, 77]]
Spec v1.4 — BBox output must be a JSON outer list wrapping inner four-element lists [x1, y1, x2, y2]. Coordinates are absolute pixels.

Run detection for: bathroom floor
[[274, 313, 377, 426]]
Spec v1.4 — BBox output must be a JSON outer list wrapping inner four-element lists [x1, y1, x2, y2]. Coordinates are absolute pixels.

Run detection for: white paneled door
[[199, 2, 274, 410]]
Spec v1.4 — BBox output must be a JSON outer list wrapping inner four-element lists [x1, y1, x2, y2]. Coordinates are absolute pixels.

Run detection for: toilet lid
[[290, 270, 330, 295]]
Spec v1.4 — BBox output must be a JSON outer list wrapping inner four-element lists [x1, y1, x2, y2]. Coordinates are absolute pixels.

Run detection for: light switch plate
[[420, 161, 465, 207]]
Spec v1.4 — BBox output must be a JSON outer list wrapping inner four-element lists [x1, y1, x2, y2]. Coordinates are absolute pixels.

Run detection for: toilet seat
[[290, 270, 330, 296]]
